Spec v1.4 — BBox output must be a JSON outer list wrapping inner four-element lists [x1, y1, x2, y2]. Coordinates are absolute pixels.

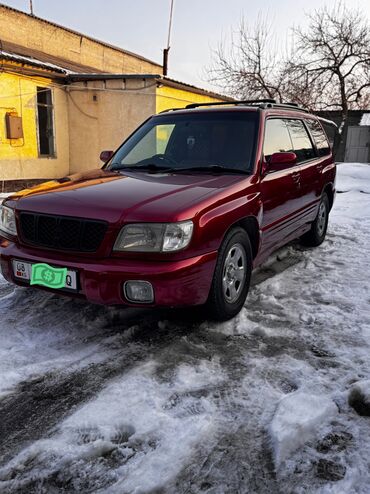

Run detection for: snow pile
[[359, 113, 370, 126], [336, 162, 370, 193], [269, 392, 338, 469]]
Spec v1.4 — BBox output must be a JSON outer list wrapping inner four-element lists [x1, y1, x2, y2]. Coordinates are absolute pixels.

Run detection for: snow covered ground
[[0, 163, 370, 493]]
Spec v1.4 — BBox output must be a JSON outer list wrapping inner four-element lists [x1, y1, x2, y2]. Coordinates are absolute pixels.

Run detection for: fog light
[[124, 280, 154, 303]]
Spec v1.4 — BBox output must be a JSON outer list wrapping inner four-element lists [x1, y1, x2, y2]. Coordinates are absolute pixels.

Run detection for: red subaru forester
[[0, 100, 336, 320]]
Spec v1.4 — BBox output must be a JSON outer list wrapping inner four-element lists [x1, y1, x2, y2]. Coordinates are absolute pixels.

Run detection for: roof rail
[[264, 102, 310, 113], [159, 99, 309, 113], [185, 99, 276, 109], [282, 102, 299, 107]]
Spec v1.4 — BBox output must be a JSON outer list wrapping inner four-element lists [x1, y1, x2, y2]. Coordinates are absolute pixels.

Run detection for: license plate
[[12, 260, 78, 291]]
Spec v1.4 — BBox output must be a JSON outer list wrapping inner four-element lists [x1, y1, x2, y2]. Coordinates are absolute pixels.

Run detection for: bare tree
[[208, 3, 370, 132], [287, 2, 370, 131], [208, 16, 285, 102]]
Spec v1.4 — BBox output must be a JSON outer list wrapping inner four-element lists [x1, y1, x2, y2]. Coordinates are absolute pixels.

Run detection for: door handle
[[292, 172, 301, 187]]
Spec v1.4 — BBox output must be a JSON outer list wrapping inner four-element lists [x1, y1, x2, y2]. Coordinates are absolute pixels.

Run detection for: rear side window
[[286, 119, 315, 163], [263, 119, 293, 161], [305, 119, 331, 156]]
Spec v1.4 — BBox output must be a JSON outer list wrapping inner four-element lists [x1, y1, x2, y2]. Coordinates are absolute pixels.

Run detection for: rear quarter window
[[305, 119, 331, 156]]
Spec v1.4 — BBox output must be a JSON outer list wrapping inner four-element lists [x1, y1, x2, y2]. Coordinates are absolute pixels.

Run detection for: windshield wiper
[[171, 165, 249, 174], [110, 163, 249, 174], [110, 163, 172, 172]]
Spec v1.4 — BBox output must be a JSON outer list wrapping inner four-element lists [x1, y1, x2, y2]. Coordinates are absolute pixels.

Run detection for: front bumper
[[0, 237, 217, 307]]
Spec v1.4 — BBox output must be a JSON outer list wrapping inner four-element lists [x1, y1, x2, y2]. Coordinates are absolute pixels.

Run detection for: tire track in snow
[[0, 313, 201, 467], [250, 244, 303, 287]]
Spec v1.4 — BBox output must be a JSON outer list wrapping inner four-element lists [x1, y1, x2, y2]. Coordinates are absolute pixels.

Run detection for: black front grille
[[19, 212, 108, 252]]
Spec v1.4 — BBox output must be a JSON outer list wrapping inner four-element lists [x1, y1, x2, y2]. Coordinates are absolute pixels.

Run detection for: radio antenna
[[163, 0, 174, 76]]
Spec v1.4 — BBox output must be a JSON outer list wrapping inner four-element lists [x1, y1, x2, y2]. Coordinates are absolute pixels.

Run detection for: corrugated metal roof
[[0, 50, 73, 74], [0, 40, 107, 74]]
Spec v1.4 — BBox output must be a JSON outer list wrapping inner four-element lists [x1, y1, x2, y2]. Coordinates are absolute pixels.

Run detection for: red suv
[[0, 100, 336, 320]]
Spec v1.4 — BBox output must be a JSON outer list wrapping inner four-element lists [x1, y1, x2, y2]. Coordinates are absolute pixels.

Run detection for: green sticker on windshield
[[31, 263, 67, 289]]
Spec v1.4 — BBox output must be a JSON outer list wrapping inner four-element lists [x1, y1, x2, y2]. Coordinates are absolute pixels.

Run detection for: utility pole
[[163, 0, 174, 76], [29, 0, 34, 16]]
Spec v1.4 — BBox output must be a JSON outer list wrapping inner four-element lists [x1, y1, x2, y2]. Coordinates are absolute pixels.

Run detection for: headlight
[[113, 221, 193, 252], [0, 205, 17, 236]]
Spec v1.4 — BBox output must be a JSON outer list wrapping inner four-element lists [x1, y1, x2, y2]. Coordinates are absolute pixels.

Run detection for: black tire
[[301, 193, 330, 247], [205, 227, 252, 321]]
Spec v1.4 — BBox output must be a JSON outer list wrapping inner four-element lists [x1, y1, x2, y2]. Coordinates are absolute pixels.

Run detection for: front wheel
[[205, 228, 252, 321], [301, 193, 329, 247]]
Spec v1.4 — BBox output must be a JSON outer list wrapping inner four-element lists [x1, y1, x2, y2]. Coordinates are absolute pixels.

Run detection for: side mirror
[[100, 150, 114, 162], [265, 152, 297, 173]]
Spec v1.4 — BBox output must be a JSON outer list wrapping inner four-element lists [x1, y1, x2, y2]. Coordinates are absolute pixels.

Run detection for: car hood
[[9, 168, 245, 224]]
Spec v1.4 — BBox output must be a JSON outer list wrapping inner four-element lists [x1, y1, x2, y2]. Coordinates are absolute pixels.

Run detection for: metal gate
[[345, 126, 370, 163]]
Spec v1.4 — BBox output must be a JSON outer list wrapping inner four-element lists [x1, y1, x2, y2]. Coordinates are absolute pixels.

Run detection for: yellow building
[[0, 4, 230, 190]]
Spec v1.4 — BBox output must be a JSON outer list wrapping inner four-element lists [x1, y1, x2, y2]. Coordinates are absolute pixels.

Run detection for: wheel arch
[[322, 183, 334, 211], [222, 216, 260, 260]]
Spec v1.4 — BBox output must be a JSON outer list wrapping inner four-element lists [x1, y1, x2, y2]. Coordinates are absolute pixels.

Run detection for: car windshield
[[107, 111, 259, 174]]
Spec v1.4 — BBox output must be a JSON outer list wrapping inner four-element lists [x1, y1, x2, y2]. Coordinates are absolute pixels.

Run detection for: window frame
[[107, 111, 260, 174], [285, 118, 317, 164], [262, 116, 320, 173], [304, 118, 331, 158], [36, 87, 56, 159]]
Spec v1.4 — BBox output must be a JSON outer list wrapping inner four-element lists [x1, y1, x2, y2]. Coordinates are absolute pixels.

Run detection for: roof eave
[[66, 73, 232, 101], [66, 73, 161, 82], [0, 58, 68, 80]]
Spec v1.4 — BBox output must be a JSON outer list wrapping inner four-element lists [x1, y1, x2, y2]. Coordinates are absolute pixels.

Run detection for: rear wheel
[[205, 227, 252, 321], [301, 193, 329, 247]]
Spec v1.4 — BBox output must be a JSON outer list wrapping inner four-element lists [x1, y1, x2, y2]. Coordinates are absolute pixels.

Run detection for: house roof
[[0, 41, 107, 75], [160, 77, 233, 101], [360, 114, 370, 126], [0, 49, 230, 101], [1, 47, 72, 75], [0, 3, 162, 69], [66, 73, 233, 102]]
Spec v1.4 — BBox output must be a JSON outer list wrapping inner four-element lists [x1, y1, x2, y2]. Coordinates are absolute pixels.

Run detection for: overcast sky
[[2, 0, 370, 92]]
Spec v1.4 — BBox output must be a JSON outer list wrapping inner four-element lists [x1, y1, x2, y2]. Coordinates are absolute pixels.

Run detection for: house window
[[36, 87, 55, 157]]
